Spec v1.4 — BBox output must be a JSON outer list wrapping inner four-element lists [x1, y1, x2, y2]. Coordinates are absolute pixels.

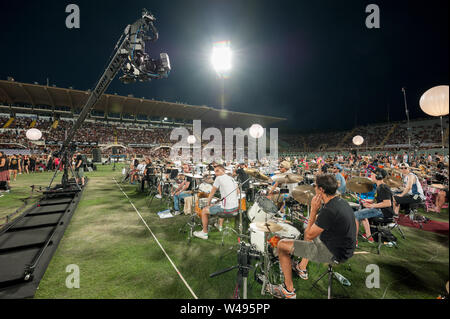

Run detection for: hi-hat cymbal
[[286, 173, 304, 183], [254, 221, 283, 233], [271, 174, 290, 184], [244, 168, 270, 181], [347, 177, 374, 193], [292, 185, 315, 205]]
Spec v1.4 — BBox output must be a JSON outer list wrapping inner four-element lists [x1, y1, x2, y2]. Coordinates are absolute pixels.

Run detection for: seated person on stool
[[268, 161, 296, 210], [266, 174, 356, 299], [393, 163, 425, 215], [193, 165, 239, 240], [141, 158, 154, 192], [354, 168, 394, 245], [433, 189, 449, 213], [172, 163, 193, 216], [334, 164, 346, 195]]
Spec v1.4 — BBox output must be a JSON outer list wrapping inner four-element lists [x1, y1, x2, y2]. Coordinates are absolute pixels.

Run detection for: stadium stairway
[[2, 117, 14, 129], [379, 123, 398, 148], [51, 119, 59, 129]]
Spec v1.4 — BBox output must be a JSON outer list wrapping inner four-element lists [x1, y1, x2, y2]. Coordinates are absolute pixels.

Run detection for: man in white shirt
[[193, 164, 240, 240]]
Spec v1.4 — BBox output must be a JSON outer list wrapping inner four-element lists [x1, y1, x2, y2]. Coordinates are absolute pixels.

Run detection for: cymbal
[[271, 174, 289, 184], [347, 177, 374, 193], [286, 173, 303, 183], [244, 168, 270, 181], [254, 221, 283, 233], [384, 177, 402, 188], [431, 184, 448, 190], [292, 185, 315, 205]]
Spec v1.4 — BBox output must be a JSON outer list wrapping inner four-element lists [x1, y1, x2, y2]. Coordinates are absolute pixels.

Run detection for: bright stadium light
[[249, 124, 264, 139], [187, 135, 196, 145], [212, 41, 232, 75], [352, 135, 364, 146], [26, 128, 42, 141]]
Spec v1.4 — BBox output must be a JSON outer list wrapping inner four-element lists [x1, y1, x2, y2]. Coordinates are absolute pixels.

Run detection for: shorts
[[209, 205, 239, 216], [75, 168, 84, 178], [292, 237, 335, 264]]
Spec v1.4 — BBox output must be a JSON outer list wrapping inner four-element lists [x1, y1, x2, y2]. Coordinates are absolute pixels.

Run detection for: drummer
[[333, 163, 346, 195], [393, 163, 426, 215], [268, 161, 296, 201], [233, 161, 252, 201], [353, 168, 394, 246], [171, 163, 193, 216], [193, 164, 240, 240], [266, 174, 356, 299]]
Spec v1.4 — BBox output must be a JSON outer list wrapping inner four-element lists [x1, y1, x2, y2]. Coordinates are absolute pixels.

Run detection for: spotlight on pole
[[249, 124, 264, 139]]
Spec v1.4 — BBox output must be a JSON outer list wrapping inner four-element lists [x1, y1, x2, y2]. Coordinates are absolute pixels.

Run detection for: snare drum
[[274, 222, 301, 240], [249, 223, 266, 253]]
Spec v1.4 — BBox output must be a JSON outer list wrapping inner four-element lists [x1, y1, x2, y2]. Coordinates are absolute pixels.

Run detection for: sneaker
[[173, 210, 181, 216], [356, 240, 359, 248], [193, 230, 208, 240], [362, 234, 374, 243], [266, 283, 296, 299], [214, 223, 223, 232], [292, 261, 308, 280], [155, 194, 162, 199]]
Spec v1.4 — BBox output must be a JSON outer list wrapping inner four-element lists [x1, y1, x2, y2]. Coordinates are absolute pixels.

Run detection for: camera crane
[[49, 9, 170, 190]]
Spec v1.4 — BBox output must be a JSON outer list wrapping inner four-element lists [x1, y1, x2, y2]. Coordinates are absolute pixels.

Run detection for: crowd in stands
[[1, 115, 448, 157]]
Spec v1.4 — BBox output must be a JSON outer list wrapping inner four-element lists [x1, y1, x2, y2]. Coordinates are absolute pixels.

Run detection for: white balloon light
[[352, 135, 364, 146], [419, 85, 449, 117], [187, 135, 196, 144], [26, 128, 42, 141], [249, 124, 264, 139]]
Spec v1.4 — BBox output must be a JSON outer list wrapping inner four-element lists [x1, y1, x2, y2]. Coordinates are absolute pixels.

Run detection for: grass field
[[1, 165, 448, 299]]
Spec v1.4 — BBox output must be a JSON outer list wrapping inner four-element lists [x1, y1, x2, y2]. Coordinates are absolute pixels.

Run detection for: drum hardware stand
[[178, 176, 200, 244], [210, 240, 259, 299], [220, 178, 251, 249]]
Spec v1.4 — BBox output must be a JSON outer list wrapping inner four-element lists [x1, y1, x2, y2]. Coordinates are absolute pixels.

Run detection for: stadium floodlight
[[211, 41, 232, 76], [187, 135, 196, 145], [26, 128, 42, 141], [249, 124, 264, 139]]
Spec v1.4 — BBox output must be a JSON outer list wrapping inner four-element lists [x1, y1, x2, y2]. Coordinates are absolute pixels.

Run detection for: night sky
[[0, 0, 448, 132]]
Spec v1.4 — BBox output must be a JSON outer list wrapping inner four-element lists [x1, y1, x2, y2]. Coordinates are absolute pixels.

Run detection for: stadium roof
[[0, 80, 286, 127]]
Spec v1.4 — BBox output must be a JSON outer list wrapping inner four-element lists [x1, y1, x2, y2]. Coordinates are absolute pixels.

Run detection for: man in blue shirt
[[334, 164, 346, 195]]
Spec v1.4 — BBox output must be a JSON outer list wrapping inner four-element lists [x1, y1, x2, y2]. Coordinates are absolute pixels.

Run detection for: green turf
[[1, 165, 448, 299]]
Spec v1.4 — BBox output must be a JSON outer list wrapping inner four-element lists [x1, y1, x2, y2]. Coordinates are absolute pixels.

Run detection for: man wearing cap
[[353, 168, 394, 245], [393, 163, 425, 215], [268, 160, 296, 198], [333, 164, 346, 195]]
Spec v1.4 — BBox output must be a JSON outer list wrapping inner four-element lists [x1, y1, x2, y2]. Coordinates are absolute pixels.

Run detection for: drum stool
[[311, 258, 350, 299], [217, 211, 239, 246], [370, 216, 403, 254]]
